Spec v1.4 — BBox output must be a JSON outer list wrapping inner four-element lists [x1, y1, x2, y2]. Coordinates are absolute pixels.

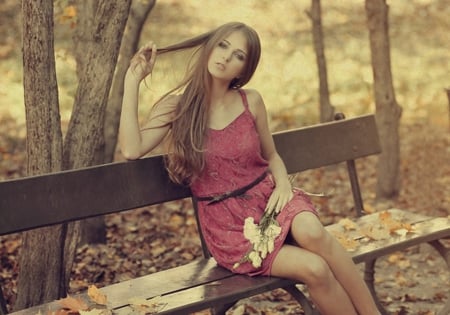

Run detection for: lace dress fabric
[[190, 90, 318, 276]]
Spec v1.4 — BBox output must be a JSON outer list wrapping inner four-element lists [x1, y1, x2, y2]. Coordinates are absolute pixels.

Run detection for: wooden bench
[[0, 114, 448, 315]]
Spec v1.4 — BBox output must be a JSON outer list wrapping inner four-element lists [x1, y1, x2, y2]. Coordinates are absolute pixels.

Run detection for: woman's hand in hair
[[128, 42, 157, 82]]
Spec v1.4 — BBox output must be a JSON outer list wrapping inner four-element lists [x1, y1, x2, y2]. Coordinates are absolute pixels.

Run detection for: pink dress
[[190, 90, 318, 276]]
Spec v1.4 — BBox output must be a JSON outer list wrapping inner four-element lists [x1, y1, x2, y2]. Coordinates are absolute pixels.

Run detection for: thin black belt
[[194, 171, 268, 205]]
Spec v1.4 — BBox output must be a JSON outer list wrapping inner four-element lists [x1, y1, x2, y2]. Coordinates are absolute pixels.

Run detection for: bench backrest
[[0, 114, 380, 236]]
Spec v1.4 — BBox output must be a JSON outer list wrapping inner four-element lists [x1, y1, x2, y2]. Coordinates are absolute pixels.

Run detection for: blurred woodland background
[[1, 0, 449, 130], [0, 0, 449, 314]]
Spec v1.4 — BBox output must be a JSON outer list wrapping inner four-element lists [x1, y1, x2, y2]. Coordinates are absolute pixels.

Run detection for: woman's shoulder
[[240, 88, 265, 113], [154, 94, 181, 112], [240, 88, 262, 101]]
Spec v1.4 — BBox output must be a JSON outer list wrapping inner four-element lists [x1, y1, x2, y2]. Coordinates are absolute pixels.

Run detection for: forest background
[[0, 0, 449, 314]]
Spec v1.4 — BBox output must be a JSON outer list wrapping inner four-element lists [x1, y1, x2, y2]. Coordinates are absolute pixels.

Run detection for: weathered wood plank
[[7, 259, 297, 315], [113, 275, 297, 315], [0, 114, 380, 236], [100, 258, 232, 309], [0, 157, 191, 235], [275, 114, 381, 173], [352, 216, 450, 263], [325, 209, 450, 263]]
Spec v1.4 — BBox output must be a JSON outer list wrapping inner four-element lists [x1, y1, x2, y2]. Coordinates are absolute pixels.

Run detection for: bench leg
[[283, 284, 318, 315], [428, 240, 450, 267], [0, 286, 7, 315], [428, 240, 450, 315], [364, 259, 389, 315]]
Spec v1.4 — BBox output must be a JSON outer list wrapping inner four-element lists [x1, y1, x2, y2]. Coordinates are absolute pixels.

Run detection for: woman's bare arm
[[118, 42, 175, 160], [247, 89, 293, 214]]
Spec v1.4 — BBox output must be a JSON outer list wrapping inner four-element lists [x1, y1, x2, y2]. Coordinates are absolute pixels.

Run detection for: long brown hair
[[153, 22, 261, 184]]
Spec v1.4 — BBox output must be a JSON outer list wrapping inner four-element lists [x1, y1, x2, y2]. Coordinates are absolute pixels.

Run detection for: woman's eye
[[234, 52, 245, 61], [218, 41, 228, 48]]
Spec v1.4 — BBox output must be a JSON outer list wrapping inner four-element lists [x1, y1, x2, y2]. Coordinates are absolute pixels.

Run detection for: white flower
[[266, 223, 282, 238], [256, 240, 268, 259], [267, 238, 275, 253], [243, 217, 261, 244], [234, 211, 282, 270], [248, 250, 262, 268]]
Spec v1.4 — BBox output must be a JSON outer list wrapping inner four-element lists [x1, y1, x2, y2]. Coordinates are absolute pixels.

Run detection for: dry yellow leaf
[[363, 204, 376, 214], [87, 285, 108, 305], [378, 210, 392, 221], [330, 231, 359, 251], [128, 296, 166, 314], [79, 309, 111, 315], [338, 218, 358, 231], [47, 309, 72, 315], [63, 6, 77, 18], [58, 295, 88, 312], [378, 210, 414, 234], [361, 225, 390, 241], [388, 253, 404, 263]]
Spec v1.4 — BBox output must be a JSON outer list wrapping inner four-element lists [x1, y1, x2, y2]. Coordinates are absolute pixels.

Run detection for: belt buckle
[[209, 191, 231, 204]]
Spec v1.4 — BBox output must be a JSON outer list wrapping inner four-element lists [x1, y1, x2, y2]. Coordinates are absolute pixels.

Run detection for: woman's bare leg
[[291, 212, 380, 315], [271, 244, 358, 315]]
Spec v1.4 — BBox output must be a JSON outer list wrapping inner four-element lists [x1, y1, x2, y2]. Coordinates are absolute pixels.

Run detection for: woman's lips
[[216, 62, 225, 70]]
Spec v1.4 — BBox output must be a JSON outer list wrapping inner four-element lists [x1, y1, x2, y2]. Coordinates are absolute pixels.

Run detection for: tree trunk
[[365, 0, 402, 199], [15, 0, 66, 310], [14, 1, 131, 310], [307, 0, 335, 122], [64, 0, 131, 170], [66, 0, 132, 245], [79, 0, 155, 246], [446, 88, 450, 131], [104, 0, 156, 163]]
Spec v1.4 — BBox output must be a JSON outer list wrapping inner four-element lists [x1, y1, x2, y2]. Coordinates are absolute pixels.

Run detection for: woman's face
[[207, 30, 248, 84]]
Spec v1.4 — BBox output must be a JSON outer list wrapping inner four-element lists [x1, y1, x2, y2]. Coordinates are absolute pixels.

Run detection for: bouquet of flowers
[[233, 210, 281, 269]]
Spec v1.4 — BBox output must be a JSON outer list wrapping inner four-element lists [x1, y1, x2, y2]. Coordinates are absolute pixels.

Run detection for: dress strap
[[237, 89, 249, 109]]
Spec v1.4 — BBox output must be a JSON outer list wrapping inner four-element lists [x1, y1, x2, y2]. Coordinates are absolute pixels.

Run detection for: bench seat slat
[[114, 275, 296, 315], [8, 211, 447, 315], [7, 261, 296, 315], [100, 258, 232, 309], [325, 209, 450, 264], [6, 259, 233, 315], [352, 216, 449, 263]]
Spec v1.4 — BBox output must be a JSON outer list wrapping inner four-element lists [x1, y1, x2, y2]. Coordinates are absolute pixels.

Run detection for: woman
[[119, 22, 380, 315]]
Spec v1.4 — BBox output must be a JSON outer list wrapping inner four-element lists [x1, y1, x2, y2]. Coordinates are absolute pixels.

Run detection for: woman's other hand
[[265, 179, 293, 215]]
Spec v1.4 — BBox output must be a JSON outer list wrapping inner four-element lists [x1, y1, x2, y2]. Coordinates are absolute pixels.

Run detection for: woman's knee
[[271, 245, 333, 287], [302, 255, 334, 288], [291, 213, 330, 250]]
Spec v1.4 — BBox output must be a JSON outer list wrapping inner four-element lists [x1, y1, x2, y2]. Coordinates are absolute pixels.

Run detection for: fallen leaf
[[47, 309, 72, 315], [379, 211, 414, 233], [87, 285, 107, 305], [79, 309, 111, 315], [338, 218, 358, 231], [361, 225, 390, 241], [330, 231, 359, 251], [128, 296, 167, 314], [58, 296, 88, 313]]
